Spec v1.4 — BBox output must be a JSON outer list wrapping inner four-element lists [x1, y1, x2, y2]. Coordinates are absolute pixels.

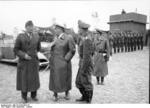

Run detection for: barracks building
[[108, 12, 148, 44], [108, 12, 147, 33]]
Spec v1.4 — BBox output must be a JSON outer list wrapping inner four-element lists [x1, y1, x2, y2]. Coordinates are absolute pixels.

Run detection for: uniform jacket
[[76, 36, 94, 91]]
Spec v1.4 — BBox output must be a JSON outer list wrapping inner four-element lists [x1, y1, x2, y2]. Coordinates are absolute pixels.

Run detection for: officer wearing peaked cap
[[75, 20, 94, 103], [78, 20, 90, 29], [93, 28, 110, 85], [14, 20, 41, 103], [49, 21, 76, 101]]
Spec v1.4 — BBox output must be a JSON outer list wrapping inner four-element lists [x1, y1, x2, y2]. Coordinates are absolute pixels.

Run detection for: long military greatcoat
[[93, 35, 110, 77], [14, 32, 41, 92], [49, 33, 75, 93], [75, 36, 94, 91]]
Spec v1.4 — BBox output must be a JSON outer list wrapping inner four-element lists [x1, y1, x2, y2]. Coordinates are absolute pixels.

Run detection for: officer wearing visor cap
[[75, 20, 94, 103]]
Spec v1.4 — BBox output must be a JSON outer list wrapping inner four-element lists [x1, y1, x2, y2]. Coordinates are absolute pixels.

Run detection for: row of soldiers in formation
[[108, 31, 144, 54]]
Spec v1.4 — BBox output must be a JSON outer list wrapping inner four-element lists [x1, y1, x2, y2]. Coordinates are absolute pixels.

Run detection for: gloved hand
[[25, 54, 32, 60]]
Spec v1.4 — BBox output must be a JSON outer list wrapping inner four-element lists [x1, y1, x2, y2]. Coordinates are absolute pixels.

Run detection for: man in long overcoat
[[75, 20, 94, 103], [49, 23, 76, 101], [14, 21, 41, 103], [93, 29, 110, 85]]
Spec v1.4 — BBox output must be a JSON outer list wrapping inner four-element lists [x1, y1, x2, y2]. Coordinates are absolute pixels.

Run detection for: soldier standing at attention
[[106, 31, 113, 56], [120, 32, 124, 52], [108, 32, 113, 56], [113, 33, 117, 53], [127, 33, 131, 52], [14, 21, 41, 103], [137, 33, 140, 50], [116, 33, 120, 53], [140, 33, 144, 50], [124, 32, 128, 52], [75, 20, 94, 103], [133, 32, 137, 51], [131, 32, 134, 52]]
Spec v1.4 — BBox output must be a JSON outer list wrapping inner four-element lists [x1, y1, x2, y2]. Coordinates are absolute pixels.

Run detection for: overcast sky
[[0, 0, 150, 35]]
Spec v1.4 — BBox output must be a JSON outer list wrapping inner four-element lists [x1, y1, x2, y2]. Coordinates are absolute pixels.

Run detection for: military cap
[[55, 24, 65, 29], [95, 28, 103, 35], [78, 20, 90, 29], [25, 20, 34, 28]]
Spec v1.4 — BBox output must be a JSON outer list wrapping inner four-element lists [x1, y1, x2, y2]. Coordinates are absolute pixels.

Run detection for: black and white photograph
[[0, 0, 149, 105]]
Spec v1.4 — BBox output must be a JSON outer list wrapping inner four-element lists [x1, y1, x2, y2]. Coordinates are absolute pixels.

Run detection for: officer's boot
[[76, 88, 86, 102], [121, 47, 123, 52], [96, 77, 100, 85], [128, 47, 130, 52], [86, 90, 93, 103], [21, 92, 28, 103], [138, 45, 140, 50], [141, 44, 143, 50], [53, 92, 58, 101], [114, 48, 116, 53], [101, 77, 104, 85]]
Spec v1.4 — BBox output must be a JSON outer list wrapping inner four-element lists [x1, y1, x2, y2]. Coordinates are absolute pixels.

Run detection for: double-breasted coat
[[93, 35, 110, 77], [49, 33, 76, 93], [75, 36, 94, 91], [14, 32, 41, 92]]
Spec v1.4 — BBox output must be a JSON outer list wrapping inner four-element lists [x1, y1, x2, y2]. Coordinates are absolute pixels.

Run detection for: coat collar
[[58, 33, 65, 40]]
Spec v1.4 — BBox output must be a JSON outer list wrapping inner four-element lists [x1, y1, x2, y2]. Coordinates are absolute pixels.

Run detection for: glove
[[25, 54, 32, 60]]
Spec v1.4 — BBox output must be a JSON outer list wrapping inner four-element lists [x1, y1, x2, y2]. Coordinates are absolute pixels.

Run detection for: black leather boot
[[96, 77, 100, 85], [53, 92, 58, 101], [21, 92, 28, 103], [76, 88, 86, 102], [85, 90, 93, 103], [31, 91, 38, 101]]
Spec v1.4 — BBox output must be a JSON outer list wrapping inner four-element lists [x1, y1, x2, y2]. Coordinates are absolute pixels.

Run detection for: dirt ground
[[0, 47, 149, 104]]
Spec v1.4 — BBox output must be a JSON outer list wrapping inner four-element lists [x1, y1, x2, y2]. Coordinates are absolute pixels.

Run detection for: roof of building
[[108, 12, 147, 24]]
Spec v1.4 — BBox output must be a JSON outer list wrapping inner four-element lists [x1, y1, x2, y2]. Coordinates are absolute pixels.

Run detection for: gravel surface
[[0, 47, 149, 104]]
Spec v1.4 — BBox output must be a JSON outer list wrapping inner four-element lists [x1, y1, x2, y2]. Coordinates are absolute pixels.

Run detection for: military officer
[[137, 33, 140, 50], [107, 31, 113, 56], [14, 21, 41, 103], [140, 33, 144, 50], [113, 33, 117, 53], [133, 32, 137, 51], [130, 32, 134, 52], [117, 32, 121, 53], [120, 32, 124, 52], [49, 22, 76, 101], [93, 29, 110, 85], [124, 32, 128, 52], [127, 32, 131, 52], [75, 20, 94, 103]]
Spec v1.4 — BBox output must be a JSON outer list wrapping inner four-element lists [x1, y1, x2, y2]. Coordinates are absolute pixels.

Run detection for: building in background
[[108, 12, 148, 44], [108, 12, 147, 33]]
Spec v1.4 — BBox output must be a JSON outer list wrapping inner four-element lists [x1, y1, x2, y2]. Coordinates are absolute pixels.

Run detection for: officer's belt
[[98, 51, 107, 53]]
